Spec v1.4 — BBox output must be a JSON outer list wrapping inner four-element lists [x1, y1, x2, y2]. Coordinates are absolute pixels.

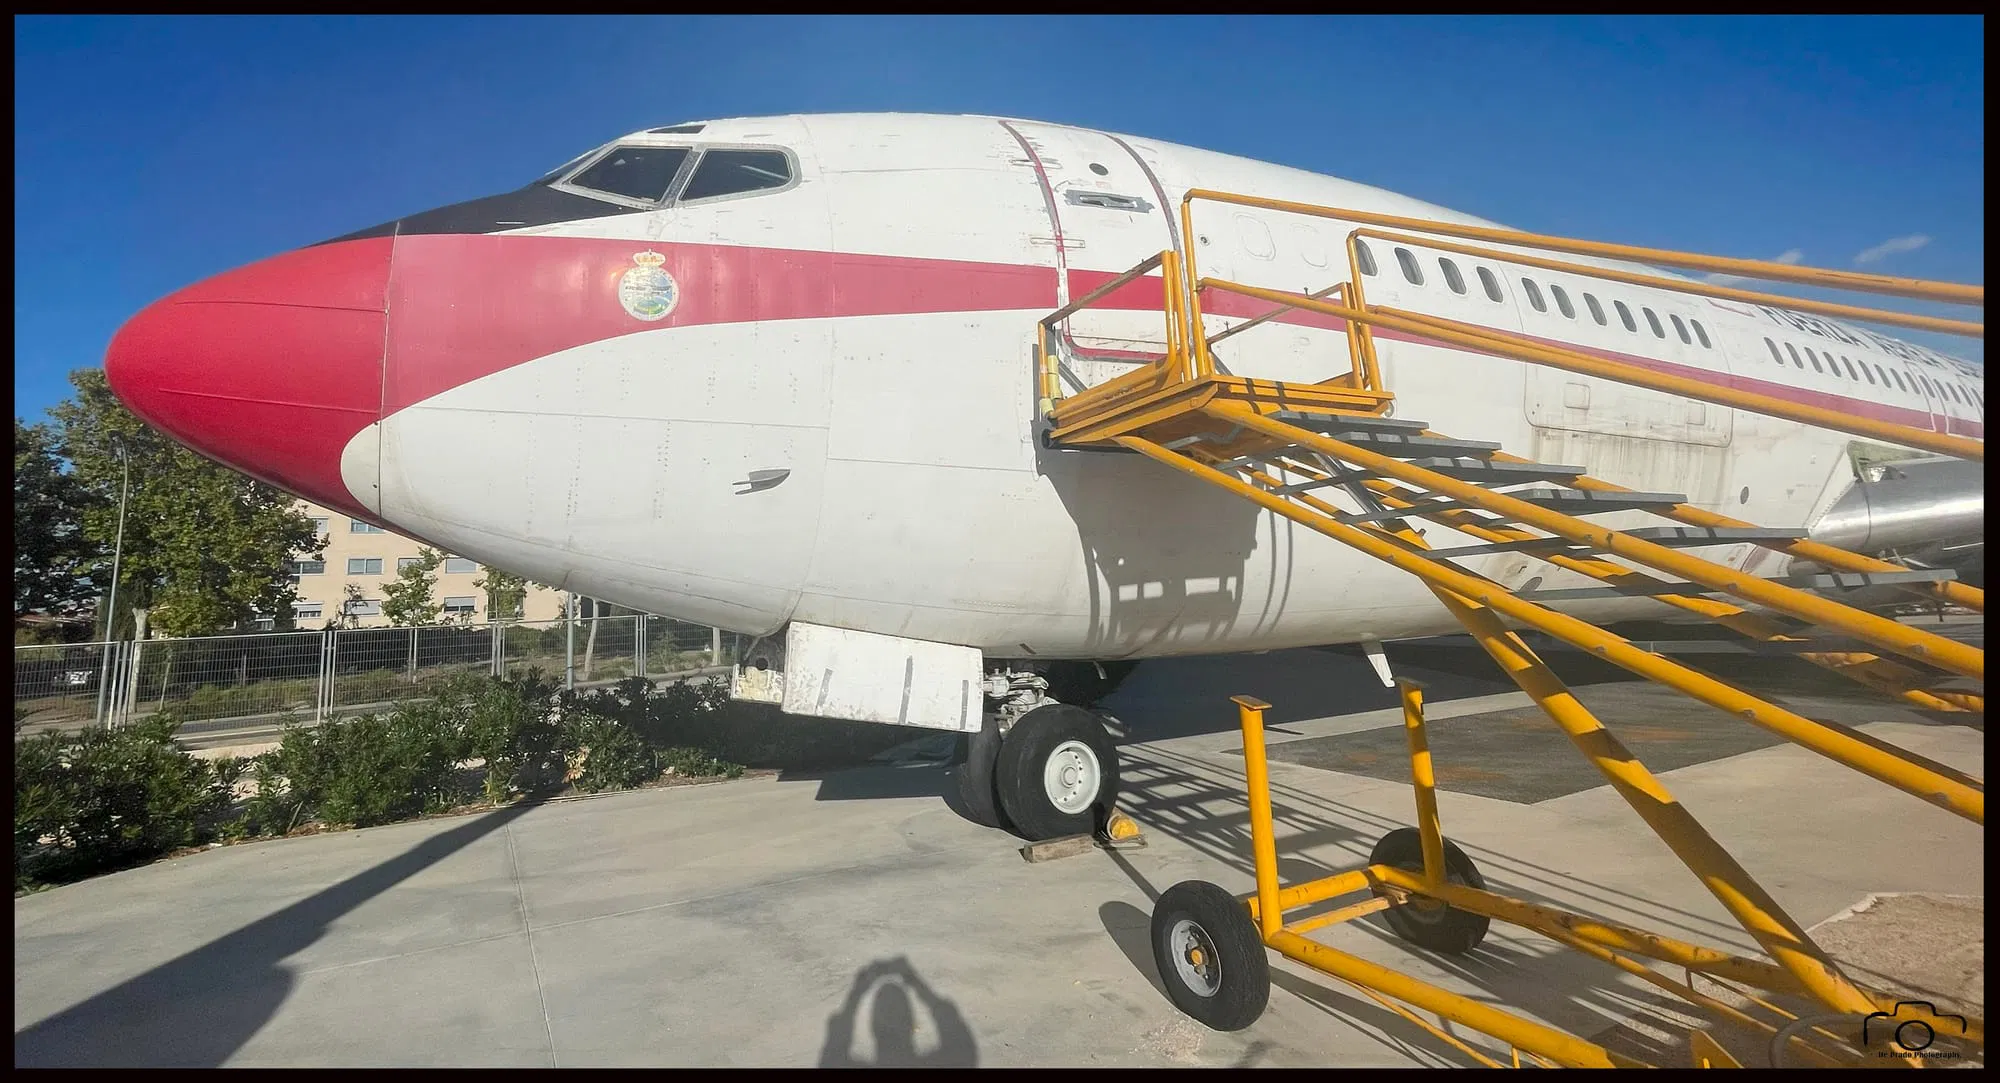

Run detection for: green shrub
[[659, 746, 745, 780], [565, 715, 657, 793], [14, 715, 232, 889]]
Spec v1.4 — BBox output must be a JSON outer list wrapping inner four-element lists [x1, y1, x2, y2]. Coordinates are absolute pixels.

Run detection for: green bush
[[659, 746, 745, 780], [565, 715, 657, 792], [14, 715, 233, 889]]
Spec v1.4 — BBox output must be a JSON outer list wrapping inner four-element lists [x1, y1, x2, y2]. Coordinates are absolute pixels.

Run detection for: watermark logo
[[1862, 1001, 1967, 1060]]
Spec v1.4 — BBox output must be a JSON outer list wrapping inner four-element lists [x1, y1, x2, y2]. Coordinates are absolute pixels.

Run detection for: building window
[[343, 598, 382, 617], [444, 557, 479, 574], [1353, 239, 1378, 276], [1394, 246, 1424, 286], [1691, 320, 1711, 348], [1549, 283, 1576, 319], [1584, 293, 1607, 325], [443, 596, 477, 616], [347, 557, 384, 575], [1614, 300, 1637, 332], [310, 517, 329, 537], [290, 559, 325, 576], [1785, 343, 1804, 369], [397, 556, 425, 572], [251, 617, 275, 632], [293, 603, 324, 620], [1765, 338, 1784, 364], [351, 519, 385, 534], [1642, 307, 1666, 338], [1477, 266, 1504, 302], [1520, 278, 1546, 313], [1669, 314, 1691, 344], [1438, 257, 1466, 295]]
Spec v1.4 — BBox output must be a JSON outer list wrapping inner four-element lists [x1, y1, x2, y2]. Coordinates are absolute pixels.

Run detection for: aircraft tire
[[947, 715, 1010, 831], [1367, 827, 1491, 955], [1149, 879, 1270, 1031], [995, 703, 1120, 841]]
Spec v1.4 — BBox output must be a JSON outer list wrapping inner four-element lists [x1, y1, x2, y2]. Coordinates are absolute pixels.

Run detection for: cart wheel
[[1149, 880, 1270, 1031], [1368, 827, 1491, 955]]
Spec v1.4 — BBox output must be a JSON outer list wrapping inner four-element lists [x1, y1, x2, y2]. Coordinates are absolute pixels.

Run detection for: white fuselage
[[114, 113, 1986, 659]]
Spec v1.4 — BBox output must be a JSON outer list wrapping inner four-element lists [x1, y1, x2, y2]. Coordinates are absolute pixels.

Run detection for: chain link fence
[[14, 616, 748, 739]]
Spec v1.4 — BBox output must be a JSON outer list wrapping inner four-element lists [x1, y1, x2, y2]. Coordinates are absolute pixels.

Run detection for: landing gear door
[[1010, 122, 1178, 393]]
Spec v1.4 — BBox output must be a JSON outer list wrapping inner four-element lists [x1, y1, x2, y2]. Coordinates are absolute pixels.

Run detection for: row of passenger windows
[[557, 144, 793, 206], [1760, 337, 1984, 412], [1355, 241, 1713, 349]]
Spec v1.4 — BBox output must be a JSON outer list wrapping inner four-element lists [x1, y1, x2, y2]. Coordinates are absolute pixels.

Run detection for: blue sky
[[13, 15, 1984, 422]]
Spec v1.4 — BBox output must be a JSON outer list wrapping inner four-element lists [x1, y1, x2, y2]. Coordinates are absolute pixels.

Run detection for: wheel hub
[[1169, 919, 1222, 998], [1042, 739, 1102, 815]]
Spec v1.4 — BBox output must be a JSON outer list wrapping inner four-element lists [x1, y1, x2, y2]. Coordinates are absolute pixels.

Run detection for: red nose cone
[[104, 237, 393, 519]]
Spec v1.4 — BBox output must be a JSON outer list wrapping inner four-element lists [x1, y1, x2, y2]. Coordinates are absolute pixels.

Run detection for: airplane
[[104, 112, 1984, 842]]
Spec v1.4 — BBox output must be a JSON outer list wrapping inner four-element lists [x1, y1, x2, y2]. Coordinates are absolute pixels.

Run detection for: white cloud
[[1853, 234, 1932, 266], [1703, 248, 1804, 286]]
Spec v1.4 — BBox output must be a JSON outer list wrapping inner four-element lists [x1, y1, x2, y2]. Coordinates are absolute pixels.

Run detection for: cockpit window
[[680, 149, 793, 202], [567, 145, 691, 204]]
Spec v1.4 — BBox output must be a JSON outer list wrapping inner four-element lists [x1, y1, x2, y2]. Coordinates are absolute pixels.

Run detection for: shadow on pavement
[[14, 799, 541, 1068], [818, 956, 977, 1068]]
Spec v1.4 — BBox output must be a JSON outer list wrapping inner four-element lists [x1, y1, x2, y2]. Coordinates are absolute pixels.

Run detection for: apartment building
[[284, 500, 567, 629]]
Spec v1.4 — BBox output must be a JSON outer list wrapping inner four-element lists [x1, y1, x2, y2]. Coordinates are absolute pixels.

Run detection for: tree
[[474, 567, 528, 622], [382, 548, 444, 627], [14, 419, 101, 623], [331, 583, 369, 629], [47, 369, 322, 640]]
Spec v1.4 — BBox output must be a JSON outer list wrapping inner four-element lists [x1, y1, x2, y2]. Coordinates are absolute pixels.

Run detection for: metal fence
[[13, 616, 747, 739]]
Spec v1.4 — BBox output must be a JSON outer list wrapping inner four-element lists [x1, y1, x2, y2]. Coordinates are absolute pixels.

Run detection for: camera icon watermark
[[1862, 1001, 1967, 1060]]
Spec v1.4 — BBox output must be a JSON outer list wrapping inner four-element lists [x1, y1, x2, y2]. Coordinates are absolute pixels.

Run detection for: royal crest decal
[[618, 250, 679, 322]]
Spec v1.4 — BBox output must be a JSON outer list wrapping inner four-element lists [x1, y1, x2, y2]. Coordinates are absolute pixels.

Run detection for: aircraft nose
[[104, 237, 393, 518]]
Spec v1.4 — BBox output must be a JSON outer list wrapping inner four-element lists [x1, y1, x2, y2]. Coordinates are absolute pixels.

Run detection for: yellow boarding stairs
[[1036, 191, 1984, 1067]]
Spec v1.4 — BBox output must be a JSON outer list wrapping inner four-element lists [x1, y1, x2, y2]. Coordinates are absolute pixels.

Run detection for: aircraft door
[[1008, 122, 1179, 392]]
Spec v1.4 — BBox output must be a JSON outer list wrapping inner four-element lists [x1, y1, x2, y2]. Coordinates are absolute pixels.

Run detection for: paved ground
[[14, 639, 1985, 1067]]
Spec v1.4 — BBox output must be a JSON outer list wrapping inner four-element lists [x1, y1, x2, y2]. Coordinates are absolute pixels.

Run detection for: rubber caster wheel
[[996, 703, 1120, 842], [1149, 880, 1270, 1032], [947, 715, 1010, 831], [1368, 827, 1491, 954]]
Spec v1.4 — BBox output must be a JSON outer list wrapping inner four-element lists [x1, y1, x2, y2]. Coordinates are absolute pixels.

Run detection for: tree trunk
[[582, 598, 600, 681]]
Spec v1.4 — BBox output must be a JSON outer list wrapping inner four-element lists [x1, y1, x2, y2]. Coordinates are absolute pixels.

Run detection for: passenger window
[[1691, 319, 1711, 348], [1949, 384, 1964, 404], [1841, 357, 1860, 381], [1892, 370, 1908, 391], [679, 148, 793, 202], [1804, 348, 1824, 374], [1439, 257, 1466, 295], [1549, 284, 1575, 319], [1858, 360, 1875, 385], [1614, 300, 1637, 332], [1354, 239, 1378, 276], [1642, 307, 1666, 338], [1395, 247, 1424, 285], [1584, 293, 1607, 325], [1669, 314, 1691, 344], [1764, 338, 1783, 364], [1784, 343, 1804, 368], [567, 145, 691, 203], [1874, 364, 1890, 385], [1520, 278, 1546, 312], [1476, 266, 1504, 302]]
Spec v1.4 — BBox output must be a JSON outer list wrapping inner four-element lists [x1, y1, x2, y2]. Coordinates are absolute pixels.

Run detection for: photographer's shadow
[[819, 956, 977, 1068]]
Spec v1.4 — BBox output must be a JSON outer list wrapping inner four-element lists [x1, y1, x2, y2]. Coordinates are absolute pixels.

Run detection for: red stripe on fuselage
[[377, 234, 1980, 441]]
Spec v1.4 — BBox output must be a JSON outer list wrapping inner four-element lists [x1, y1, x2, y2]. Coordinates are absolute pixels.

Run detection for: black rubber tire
[[1149, 880, 1270, 1032], [995, 703, 1120, 841], [1041, 660, 1139, 708], [947, 715, 1010, 831], [1367, 827, 1491, 954]]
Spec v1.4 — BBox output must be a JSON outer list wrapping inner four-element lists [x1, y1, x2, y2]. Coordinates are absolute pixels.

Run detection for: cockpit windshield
[[564, 146, 692, 204], [538, 139, 797, 208]]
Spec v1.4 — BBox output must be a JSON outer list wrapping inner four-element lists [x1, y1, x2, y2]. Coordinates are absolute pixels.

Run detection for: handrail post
[[1234, 694, 1284, 941], [1398, 679, 1446, 889]]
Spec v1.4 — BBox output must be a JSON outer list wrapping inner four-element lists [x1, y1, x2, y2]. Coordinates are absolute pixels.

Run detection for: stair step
[[1520, 567, 1957, 603], [1401, 457, 1585, 484], [1321, 431, 1503, 457], [1504, 488, 1689, 513], [1270, 410, 1429, 435]]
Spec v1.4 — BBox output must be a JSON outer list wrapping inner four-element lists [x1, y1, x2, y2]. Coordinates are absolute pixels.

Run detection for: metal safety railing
[[13, 615, 745, 738]]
